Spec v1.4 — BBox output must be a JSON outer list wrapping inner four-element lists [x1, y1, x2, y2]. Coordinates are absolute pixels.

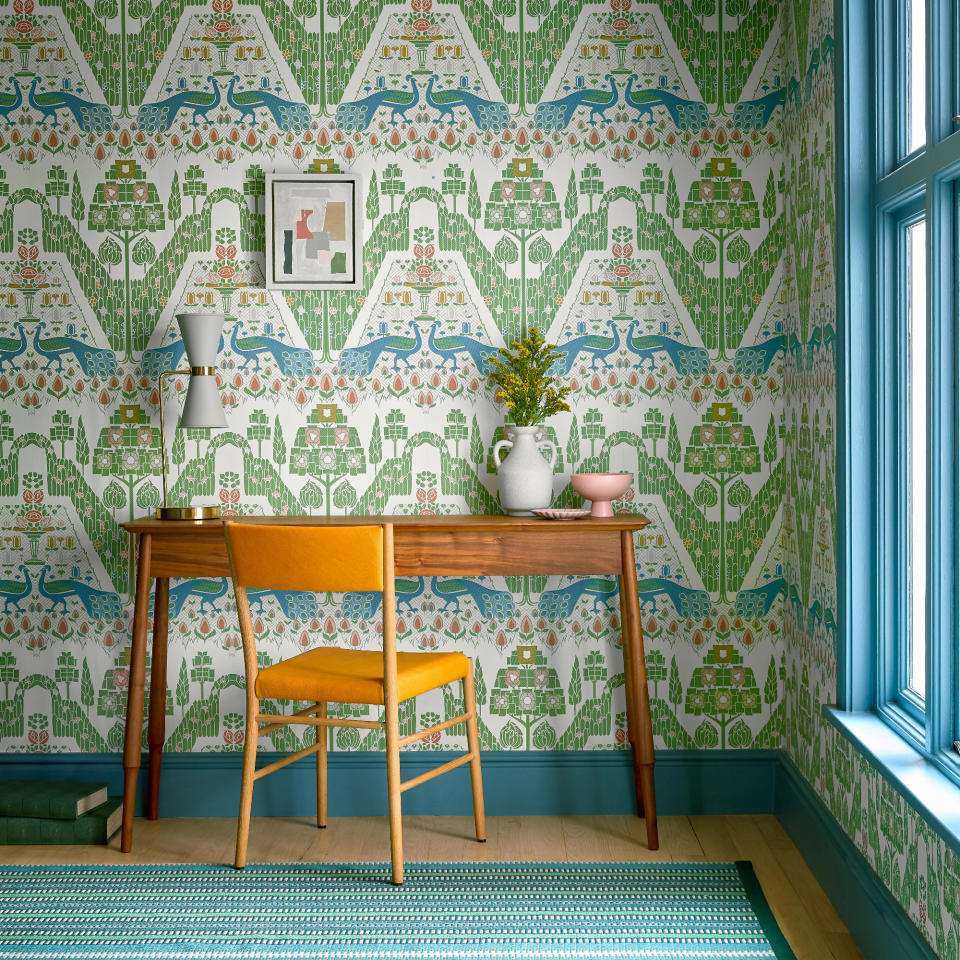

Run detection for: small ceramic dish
[[532, 508, 591, 521]]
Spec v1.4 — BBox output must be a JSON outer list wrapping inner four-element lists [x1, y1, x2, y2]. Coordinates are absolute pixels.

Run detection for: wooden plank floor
[[0, 814, 864, 960]]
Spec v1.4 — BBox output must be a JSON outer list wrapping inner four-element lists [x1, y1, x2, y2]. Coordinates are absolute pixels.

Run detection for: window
[[840, 0, 960, 783]]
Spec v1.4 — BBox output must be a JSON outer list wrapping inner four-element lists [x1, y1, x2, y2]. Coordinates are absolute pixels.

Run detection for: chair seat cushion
[[255, 647, 470, 705]]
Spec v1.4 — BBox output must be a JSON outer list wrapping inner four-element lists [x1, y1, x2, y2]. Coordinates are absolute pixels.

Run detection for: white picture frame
[[264, 172, 362, 291]]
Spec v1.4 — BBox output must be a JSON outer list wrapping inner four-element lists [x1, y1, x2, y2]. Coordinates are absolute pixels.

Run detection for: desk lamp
[[156, 312, 228, 520]]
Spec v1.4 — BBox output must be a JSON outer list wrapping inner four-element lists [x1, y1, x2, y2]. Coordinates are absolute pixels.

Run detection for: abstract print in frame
[[265, 173, 362, 290]]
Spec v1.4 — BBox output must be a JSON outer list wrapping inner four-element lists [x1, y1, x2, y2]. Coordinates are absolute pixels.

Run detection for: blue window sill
[[823, 706, 960, 857]]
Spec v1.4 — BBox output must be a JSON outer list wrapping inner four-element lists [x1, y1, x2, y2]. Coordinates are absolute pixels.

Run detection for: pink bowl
[[570, 472, 632, 517]]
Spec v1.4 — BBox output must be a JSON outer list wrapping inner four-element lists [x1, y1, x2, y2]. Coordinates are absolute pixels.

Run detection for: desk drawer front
[[148, 531, 231, 578], [393, 528, 622, 576]]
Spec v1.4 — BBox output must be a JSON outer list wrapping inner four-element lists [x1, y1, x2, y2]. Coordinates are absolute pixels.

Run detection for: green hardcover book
[[0, 797, 122, 845], [0, 780, 109, 820]]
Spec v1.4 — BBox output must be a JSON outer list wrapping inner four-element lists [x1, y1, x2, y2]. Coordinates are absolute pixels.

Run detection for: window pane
[[906, 0, 926, 153], [907, 219, 927, 699]]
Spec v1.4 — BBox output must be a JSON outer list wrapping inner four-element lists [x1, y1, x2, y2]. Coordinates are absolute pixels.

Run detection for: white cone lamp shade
[[155, 313, 227, 520], [178, 313, 228, 429]]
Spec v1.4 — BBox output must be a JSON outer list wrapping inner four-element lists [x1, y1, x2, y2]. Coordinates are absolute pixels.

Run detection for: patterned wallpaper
[[780, 0, 960, 955], [0, 0, 956, 951], [0, 0, 794, 758]]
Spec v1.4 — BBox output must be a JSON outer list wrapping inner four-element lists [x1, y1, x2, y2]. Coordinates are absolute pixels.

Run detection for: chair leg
[[383, 700, 403, 884], [315, 702, 327, 828], [462, 662, 486, 842], [234, 714, 258, 869]]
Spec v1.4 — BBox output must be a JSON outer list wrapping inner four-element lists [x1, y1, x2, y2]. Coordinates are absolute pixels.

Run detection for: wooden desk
[[120, 515, 657, 852]]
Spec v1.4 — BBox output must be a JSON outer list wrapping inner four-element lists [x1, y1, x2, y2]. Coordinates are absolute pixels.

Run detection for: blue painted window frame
[[838, 0, 960, 785]]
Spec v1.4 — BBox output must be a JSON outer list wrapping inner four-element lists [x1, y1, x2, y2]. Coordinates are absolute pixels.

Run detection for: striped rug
[[0, 861, 796, 959]]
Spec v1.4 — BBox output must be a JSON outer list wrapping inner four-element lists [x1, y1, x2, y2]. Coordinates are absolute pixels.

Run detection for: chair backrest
[[224, 522, 386, 593]]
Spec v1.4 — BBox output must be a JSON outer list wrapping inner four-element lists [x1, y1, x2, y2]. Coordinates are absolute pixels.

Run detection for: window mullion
[[927, 175, 958, 756]]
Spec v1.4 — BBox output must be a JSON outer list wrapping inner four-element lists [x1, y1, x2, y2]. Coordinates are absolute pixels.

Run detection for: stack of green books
[[0, 780, 122, 844]]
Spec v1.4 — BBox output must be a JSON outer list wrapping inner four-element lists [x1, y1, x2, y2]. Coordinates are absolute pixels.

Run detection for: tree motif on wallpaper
[[87, 162, 166, 362], [682, 402, 761, 603], [0, 0, 815, 776], [485, 160, 561, 341]]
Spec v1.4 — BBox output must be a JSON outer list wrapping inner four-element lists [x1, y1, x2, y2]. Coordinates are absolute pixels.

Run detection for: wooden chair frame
[[225, 521, 485, 884]]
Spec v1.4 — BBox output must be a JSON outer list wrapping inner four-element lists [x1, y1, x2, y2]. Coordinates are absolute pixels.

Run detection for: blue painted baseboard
[[774, 755, 937, 960], [0, 749, 779, 818], [0, 748, 936, 959]]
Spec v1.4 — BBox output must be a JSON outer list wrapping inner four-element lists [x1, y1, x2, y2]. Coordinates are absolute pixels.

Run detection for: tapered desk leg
[[121, 533, 152, 853], [147, 577, 169, 821], [618, 572, 643, 817], [621, 530, 658, 850]]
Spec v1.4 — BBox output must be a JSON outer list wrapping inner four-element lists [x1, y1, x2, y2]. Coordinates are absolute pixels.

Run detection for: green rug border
[[735, 860, 798, 960]]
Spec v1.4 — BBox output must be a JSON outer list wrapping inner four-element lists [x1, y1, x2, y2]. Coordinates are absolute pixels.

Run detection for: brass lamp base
[[155, 505, 222, 521]]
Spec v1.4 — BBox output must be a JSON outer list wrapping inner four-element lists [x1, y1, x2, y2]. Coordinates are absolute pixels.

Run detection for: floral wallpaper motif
[[0, 0, 793, 759], [780, 0, 960, 954], [1, 0, 954, 950]]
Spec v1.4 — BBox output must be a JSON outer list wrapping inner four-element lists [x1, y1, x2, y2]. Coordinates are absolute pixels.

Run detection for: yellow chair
[[224, 521, 485, 884]]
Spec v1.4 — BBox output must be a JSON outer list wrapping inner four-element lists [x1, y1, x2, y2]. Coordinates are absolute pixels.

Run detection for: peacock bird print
[[27, 78, 113, 133], [141, 334, 225, 381], [31, 323, 119, 378], [0, 566, 32, 614], [424, 75, 510, 131], [626, 321, 711, 378], [426, 322, 498, 373], [37, 566, 122, 621], [732, 88, 786, 131], [430, 577, 515, 619], [537, 579, 618, 619], [229, 322, 315, 377], [341, 578, 424, 620], [623, 76, 709, 131], [0, 78, 23, 125], [334, 76, 420, 131], [533, 76, 619, 130], [226, 76, 312, 132], [550, 320, 622, 375], [135, 77, 222, 134], [636, 579, 712, 620], [337, 322, 423, 377], [0, 324, 28, 371], [733, 336, 786, 377]]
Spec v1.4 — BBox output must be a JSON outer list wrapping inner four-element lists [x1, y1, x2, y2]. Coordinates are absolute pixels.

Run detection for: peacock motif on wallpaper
[[28, 78, 113, 133], [623, 76, 709, 131], [430, 576, 515, 619], [424, 75, 510, 131], [226, 76, 311, 132], [626, 321, 711, 378], [337, 322, 423, 377], [334, 76, 420, 131], [37, 566, 122, 621], [0, 324, 28, 371], [533, 76, 619, 130], [0, 79, 24, 124], [426, 322, 498, 373], [550, 320, 621, 375], [0, 566, 32, 614], [135, 77, 222, 133], [228, 322, 315, 377], [31, 323, 118, 378]]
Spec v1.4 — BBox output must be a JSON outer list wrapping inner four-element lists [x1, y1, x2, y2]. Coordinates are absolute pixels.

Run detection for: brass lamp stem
[[158, 369, 190, 510]]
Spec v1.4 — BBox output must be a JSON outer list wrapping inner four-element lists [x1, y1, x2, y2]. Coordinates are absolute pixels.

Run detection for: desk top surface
[[123, 513, 651, 534]]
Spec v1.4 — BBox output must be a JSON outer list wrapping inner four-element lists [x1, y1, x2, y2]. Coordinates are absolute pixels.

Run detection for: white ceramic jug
[[493, 426, 558, 515]]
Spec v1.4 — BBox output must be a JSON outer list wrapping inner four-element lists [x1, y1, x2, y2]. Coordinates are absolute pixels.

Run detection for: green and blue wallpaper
[[0, 0, 956, 953], [0, 0, 789, 757], [780, 0, 960, 955]]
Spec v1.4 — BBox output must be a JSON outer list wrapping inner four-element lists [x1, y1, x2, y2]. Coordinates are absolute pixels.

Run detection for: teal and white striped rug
[[0, 861, 796, 959]]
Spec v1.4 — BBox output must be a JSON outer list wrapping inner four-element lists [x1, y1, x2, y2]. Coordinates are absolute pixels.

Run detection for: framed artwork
[[264, 173, 362, 291]]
